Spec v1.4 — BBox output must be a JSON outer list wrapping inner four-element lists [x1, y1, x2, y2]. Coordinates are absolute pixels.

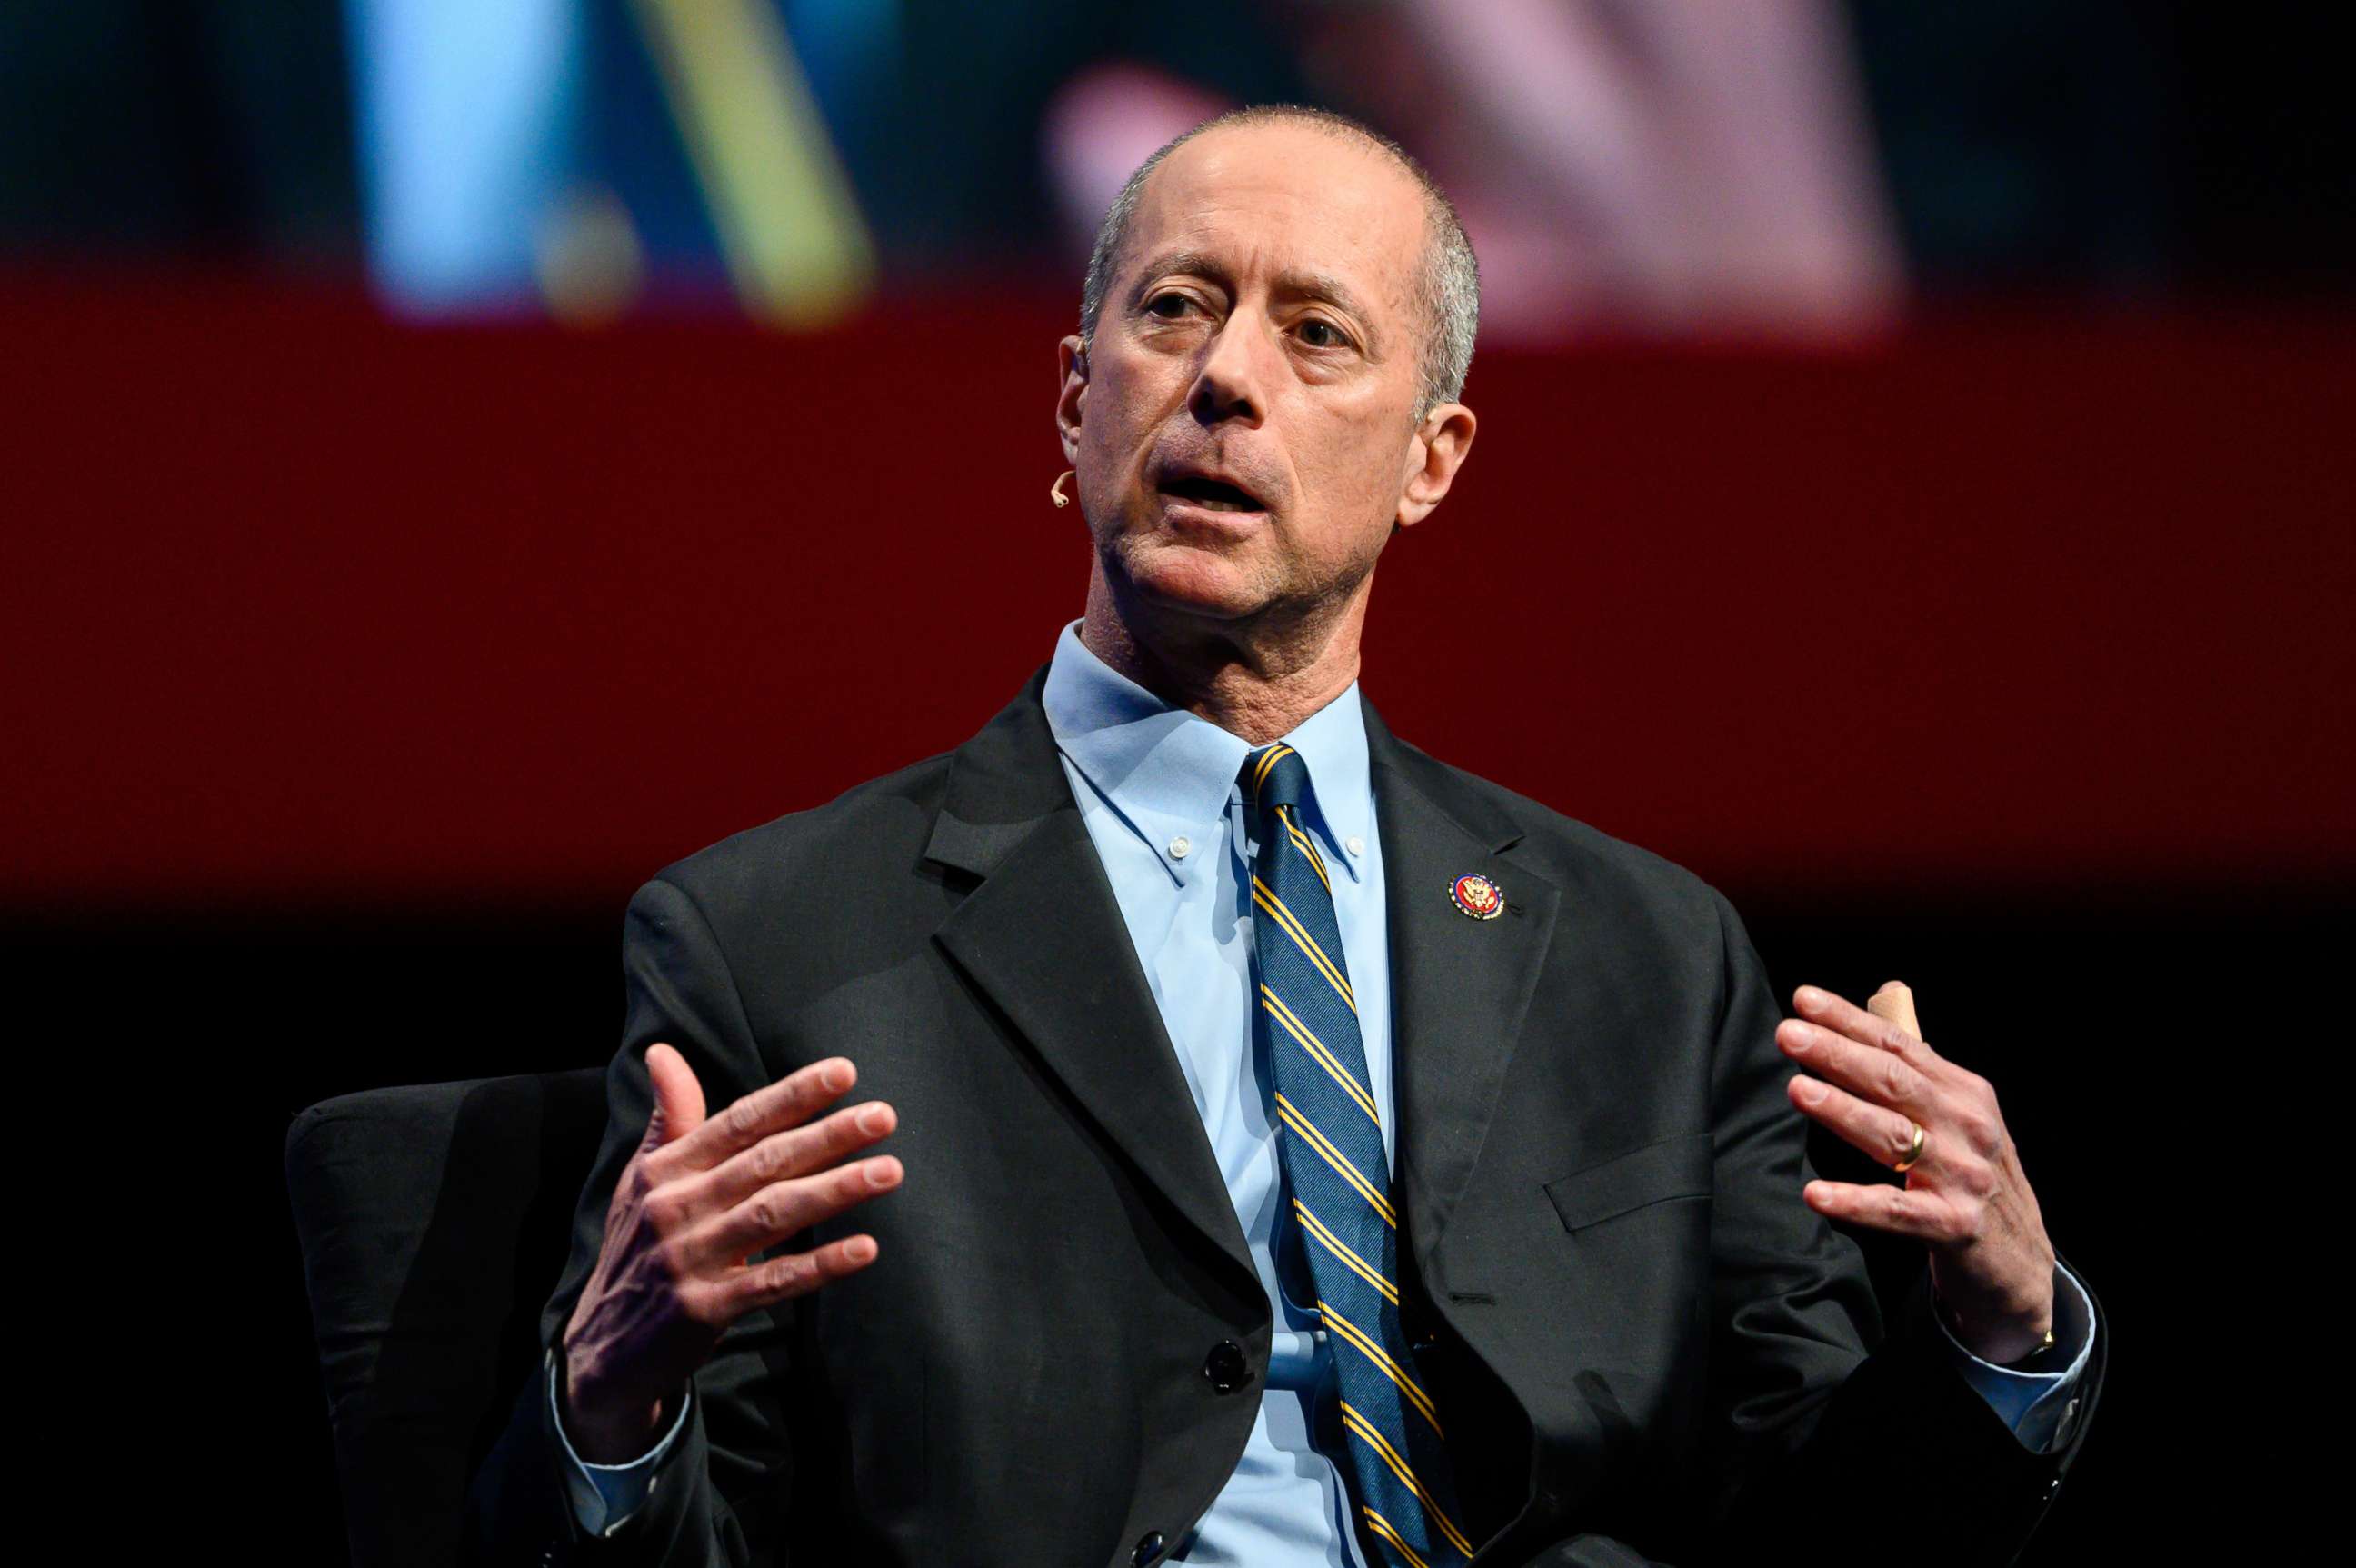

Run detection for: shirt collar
[[1041, 619, 1372, 883]]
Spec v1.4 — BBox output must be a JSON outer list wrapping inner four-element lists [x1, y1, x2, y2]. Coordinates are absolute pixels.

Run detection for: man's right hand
[[559, 1044, 901, 1462]]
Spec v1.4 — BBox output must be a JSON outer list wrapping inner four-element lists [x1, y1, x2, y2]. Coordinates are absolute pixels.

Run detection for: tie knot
[[1241, 743, 1311, 814]]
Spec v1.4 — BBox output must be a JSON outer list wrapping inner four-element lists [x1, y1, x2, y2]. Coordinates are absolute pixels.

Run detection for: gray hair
[[1077, 105, 1479, 418]]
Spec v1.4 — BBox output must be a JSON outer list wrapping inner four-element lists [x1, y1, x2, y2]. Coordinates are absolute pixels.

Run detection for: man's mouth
[[1158, 474, 1267, 514]]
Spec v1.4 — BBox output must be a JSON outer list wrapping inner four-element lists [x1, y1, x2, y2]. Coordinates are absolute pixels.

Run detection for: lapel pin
[[1450, 873, 1504, 920]]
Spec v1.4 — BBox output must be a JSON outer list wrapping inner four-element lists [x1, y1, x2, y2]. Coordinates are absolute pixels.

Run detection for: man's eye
[[1146, 294, 1194, 319], [1296, 319, 1349, 349]]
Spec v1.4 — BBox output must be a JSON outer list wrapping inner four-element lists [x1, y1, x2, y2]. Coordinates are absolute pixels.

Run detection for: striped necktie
[[1241, 743, 1473, 1568]]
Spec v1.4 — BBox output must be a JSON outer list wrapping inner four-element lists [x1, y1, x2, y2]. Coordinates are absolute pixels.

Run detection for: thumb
[[641, 1042, 707, 1149], [1867, 980, 1921, 1040]]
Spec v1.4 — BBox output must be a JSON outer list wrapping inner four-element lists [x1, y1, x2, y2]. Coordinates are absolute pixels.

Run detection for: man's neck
[[1079, 576, 1368, 746]]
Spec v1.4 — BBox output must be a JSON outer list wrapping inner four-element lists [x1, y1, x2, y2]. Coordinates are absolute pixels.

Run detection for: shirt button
[[1132, 1530, 1166, 1566], [1202, 1340, 1251, 1393], [1345, 835, 1365, 857], [1167, 835, 1191, 860]]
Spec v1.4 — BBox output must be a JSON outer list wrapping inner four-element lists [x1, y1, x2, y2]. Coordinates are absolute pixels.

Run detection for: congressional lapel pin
[[1449, 873, 1504, 920]]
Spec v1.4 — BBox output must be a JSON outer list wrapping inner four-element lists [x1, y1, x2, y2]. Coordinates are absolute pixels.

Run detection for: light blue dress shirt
[[554, 618, 2095, 1548]]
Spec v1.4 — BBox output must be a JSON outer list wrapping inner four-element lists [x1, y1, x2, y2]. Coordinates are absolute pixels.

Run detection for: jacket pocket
[[1543, 1132, 1712, 1233]]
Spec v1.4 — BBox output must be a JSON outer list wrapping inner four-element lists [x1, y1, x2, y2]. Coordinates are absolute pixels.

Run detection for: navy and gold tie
[[1242, 744, 1472, 1568]]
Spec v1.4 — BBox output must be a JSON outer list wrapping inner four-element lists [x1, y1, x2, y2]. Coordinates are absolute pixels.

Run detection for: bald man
[[471, 105, 2100, 1568]]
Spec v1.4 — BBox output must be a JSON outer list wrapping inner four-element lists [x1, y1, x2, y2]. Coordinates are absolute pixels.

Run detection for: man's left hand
[[1777, 982, 2058, 1363]]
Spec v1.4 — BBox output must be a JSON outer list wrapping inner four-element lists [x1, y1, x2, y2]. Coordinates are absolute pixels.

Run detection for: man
[[470, 105, 2101, 1567]]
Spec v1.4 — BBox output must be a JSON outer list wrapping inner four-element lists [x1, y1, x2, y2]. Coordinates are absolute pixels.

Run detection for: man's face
[[1057, 122, 1472, 635]]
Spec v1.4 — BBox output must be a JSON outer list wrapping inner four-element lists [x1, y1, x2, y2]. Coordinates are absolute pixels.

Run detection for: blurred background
[[4, 0, 2348, 1558]]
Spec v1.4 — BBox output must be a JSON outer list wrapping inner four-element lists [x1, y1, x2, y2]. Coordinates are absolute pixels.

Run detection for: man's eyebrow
[[1130, 249, 1385, 351], [1130, 249, 1230, 296]]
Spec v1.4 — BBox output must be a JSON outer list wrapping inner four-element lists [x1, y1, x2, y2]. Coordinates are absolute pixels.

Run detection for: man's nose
[[1187, 315, 1271, 427]]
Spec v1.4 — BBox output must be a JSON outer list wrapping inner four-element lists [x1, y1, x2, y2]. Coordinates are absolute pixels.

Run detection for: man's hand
[[1776, 983, 2057, 1363], [560, 1044, 902, 1461]]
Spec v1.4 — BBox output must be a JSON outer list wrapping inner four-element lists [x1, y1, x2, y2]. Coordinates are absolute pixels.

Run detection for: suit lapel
[[920, 676, 1561, 1290], [926, 673, 1258, 1289], [1365, 698, 1562, 1263]]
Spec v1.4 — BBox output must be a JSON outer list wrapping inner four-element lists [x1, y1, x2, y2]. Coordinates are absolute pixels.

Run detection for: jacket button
[[1202, 1340, 1250, 1393], [1132, 1529, 1166, 1565]]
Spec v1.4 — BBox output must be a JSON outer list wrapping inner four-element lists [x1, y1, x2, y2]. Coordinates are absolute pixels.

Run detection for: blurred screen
[[7, 2, 2347, 335]]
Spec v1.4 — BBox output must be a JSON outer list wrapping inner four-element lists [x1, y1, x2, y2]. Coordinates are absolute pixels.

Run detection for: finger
[[691, 1154, 904, 1267], [1866, 980, 1921, 1040], [1793, 984, 1932, 1065], [714, 1233, 882, 1315], [643, 1044, 707, 1151], [664, 1057, 858, 1174], [1801, 1179, 1954, 1243], [1777, 1018, 1934, 1113], [694, 1099, 899, 1214], [1788, 1074, 1927, 1171]]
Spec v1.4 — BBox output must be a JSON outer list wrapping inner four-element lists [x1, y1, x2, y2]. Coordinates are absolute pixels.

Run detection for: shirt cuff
[[546, 1347, 694, 1538], [1936, 1261, 2097, 1453]]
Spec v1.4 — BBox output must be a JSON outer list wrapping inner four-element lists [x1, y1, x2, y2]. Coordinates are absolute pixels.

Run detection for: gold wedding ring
[[1892, 1121, 1927, 1174]]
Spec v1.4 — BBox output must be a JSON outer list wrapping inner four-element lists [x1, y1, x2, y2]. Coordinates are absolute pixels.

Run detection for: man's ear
[[1395, 402, 1477, 531], [1056, 335, 1091, 464]]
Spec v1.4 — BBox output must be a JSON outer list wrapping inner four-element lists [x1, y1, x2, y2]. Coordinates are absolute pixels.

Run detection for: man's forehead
[[1126, 122, 1426, 298]]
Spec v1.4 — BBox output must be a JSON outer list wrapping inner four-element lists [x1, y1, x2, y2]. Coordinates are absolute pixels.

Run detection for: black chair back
[[286, 1069, 607, 1568]]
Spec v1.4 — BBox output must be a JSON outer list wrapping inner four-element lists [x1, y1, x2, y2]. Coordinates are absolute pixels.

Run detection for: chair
[[286, 1069, 609, 1568]]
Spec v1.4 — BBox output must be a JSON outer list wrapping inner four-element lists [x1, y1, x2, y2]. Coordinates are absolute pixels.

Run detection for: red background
[[6, 280, 2351, 911]]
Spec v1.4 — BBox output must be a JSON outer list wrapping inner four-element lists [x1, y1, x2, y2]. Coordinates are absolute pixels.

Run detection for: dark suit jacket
[[469, 671, 2104, 1567]]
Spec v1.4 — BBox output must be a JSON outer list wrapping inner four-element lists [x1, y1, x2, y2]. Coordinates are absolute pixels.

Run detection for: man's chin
[[1107, 543, 1271, 624]]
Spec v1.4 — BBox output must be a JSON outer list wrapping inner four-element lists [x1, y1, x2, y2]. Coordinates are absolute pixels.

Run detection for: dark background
[[24, 890, 2341, 1559], [4, 1, 2350, 1560]]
